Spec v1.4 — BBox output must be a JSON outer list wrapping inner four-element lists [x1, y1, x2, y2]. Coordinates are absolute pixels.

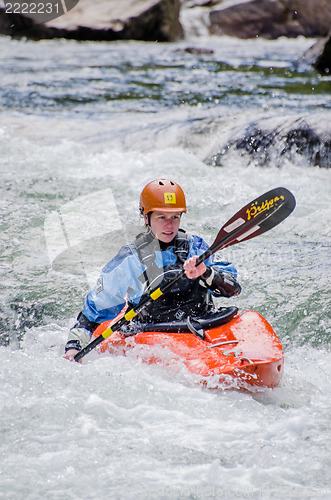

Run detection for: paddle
[[74, 186, 295, 362]]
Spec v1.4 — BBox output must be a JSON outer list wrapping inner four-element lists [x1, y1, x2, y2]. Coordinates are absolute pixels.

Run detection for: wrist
[[202, 266, 212, 279], [201, 266, 214, 286], [65, 339, 81, 353]]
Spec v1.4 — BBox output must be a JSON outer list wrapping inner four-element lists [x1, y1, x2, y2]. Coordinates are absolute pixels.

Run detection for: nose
[[164, 217, 175, 229]]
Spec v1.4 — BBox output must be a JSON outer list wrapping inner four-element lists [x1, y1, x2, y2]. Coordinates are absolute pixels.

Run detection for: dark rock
[[0, 299, 55, 346], [0, 311, 10, 347], [210, 0, 291, 39], [0, 0, 183, 42], [209, 0, 331, 39], [301, 33, 331, 74], [185, 0, 218, 6], [301, 36, 330, 68], [289, 0, 331, 38], [315, 35, 331, 74], [10, 299, 56, 342], [212, 114, 331, 168], [182, 47, 214, 55]]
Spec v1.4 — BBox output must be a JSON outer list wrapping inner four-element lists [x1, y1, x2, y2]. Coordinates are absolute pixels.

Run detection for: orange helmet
[[139, 179, 187, 215]]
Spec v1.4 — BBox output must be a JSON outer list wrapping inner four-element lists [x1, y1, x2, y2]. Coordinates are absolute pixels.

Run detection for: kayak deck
[[93, 311, 284, 389]]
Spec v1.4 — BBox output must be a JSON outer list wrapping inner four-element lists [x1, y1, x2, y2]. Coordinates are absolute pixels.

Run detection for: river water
[[0, 22, 330, 500]]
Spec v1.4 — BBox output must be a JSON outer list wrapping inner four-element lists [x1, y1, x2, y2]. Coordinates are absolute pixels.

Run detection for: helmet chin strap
[[144, 219, 157, 240], [145, 219, 172, 246], [147, 225, 157, 240]]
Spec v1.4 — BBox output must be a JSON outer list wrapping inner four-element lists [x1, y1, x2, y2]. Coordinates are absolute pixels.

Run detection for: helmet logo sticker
[[164, 193, 176, 204]]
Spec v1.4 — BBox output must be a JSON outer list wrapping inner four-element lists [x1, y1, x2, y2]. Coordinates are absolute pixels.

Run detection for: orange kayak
[[92, 309, 284, 389]]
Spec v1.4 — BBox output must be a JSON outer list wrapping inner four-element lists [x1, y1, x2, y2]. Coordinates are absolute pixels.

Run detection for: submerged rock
[[0, 299, 56, 346], [10, 299, 56, 342], [0, 0, 182, 41], [212, 113, 331, 168], [0, 311, 9, 346]]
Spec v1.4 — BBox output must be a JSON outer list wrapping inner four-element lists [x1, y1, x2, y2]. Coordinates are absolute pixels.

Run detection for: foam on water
[[1, 147, 330, 499], [0, 33, 330, 499], [0, 324, 330, 499]]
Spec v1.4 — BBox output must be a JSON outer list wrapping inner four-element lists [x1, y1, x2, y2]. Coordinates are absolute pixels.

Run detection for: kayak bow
[[91, 309, 284, 389]]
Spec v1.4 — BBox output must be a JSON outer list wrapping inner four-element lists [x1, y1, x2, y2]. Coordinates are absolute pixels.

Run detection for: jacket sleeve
[[64, 311, 99, 352], [200, 266, 241, 297], [65, 245, 145, 352], [82, 244, 145, 323], [190, 234, 241, 298]]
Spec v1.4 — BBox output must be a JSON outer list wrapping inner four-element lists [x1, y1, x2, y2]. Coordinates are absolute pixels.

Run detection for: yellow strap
[[125, 309, 137, 321], [150, 288, 163, 300], [102, 327, 114, 339]]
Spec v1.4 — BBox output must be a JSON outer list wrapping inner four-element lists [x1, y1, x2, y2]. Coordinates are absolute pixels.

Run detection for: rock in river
[[0, 0, 183, 41]]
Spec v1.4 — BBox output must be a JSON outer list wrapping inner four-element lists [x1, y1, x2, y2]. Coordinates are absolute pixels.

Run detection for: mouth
[[162, 231, 174, 238]]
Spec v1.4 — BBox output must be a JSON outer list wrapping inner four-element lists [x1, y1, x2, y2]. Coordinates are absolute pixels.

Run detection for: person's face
[[146, 211, 182, 243]]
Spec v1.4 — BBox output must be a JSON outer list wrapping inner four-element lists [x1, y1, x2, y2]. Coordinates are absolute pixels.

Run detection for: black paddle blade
[[209, 187, 296, 253]]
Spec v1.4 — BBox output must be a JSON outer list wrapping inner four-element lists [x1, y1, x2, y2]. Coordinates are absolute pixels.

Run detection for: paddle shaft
[[74, 236, 232, 362], [74, 187, 295, 362]]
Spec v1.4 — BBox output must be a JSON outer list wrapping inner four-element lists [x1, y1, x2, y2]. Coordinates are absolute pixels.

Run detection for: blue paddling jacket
[[65, 229, 241, 352]]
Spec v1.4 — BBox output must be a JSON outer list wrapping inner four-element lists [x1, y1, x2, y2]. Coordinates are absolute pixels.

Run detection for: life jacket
[[132, 229, 213, 323]]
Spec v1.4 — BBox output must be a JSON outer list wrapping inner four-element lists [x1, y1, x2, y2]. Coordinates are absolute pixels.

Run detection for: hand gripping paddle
[[74, 187, 296, 362]]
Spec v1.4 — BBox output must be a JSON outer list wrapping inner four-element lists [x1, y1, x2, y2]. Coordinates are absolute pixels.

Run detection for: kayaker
[[64, 179, 241, 360]]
